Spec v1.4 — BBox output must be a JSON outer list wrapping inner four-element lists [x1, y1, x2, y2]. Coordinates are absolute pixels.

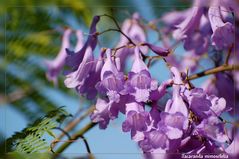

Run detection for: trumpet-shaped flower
[[45, 28, 72, 84], [126, 47, 158, 102], [66, 16, 100, 71], [208, 6, 234, 50], [96, 49, 126, 103]]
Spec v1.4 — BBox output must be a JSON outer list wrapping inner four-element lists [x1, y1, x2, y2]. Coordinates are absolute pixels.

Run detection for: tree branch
[[224, 44, 234, 65], [52, 106, 95, 148], [53, 122, 97, 158], [188, 64, 239, 80], [100, 14, 136, 46]]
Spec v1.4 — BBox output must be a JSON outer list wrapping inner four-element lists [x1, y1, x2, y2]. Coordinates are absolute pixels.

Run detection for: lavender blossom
[[165, 67, 188, 117], [226, 133, 239, 158], [122, 102, 150, 141], [45, 28, 72, 84], [114, 13, 147, 70], [202, 73, 237, 115], [96, 49, 126, 103], [76, 48, 106, 99], [121, 13, 147, 53], [126, 47, 158, 102], [66, 16, 100, 71], [58, 10, 239, 156], [90, 98, 117, 129], [91, 95, 133, 129], [172, 6, 203, 41], [141, 42, 170, 56], [173, 5, 213, 56], [208, 6, 234, 50], [184, 88, 212, 119], [64, 47, 94, 88], [194, 116, 229, 143], [161, 9, 191, 34], [139, 112, 188, 152]]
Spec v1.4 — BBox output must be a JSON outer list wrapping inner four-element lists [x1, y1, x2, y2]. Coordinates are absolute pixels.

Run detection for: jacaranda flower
[[45, 28, 72, 85], [126, 47, 158, 102], [96, 49, 126, 103], [114, 13, 148, 70], [66, 16, 100, 71], [208, 6, 234, 50], [165, 67, 188, 117], [76, 48, 106, 99], [64, 47, 94, 88], [122, 102, 150, 141]]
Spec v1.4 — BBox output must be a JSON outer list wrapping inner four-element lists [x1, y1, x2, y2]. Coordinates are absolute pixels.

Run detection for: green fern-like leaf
[[6, 107, 71, 153]]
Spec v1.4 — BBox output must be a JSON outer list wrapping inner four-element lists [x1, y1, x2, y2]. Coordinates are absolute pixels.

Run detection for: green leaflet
[[5, 107, 71, 153]]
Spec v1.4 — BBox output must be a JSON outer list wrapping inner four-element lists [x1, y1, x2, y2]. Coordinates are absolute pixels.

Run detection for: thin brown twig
[[51, 106, 95, 148], [50, 127, 72, 153], [146, 55, 162, 67], [52, 122, 96, 158], [188, 64, 239, 80], [50, 136, 92, 155], [224, 44, 234, 65], [96, 28, 120, 35], [112, 44, 134, 56], [100, 14, 136, 45]]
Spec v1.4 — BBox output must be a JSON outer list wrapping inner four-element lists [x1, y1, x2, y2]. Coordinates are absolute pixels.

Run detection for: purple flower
[[90, 98, 117, 129], [66, 16, 100, 71], [76, 48, 106, 99], [74, 30, 84, 52], [114, 13, 147, 70], [91, 95, 133, 129], [45, 28, 72, 84], [179, 136, 224, 154], [165, 67, 188, 117], [121, 13, 147, 53], [126, 47, 158, 102], [141, 42, 170, 56], [202, 73, 236, 115], [194, 116, 229, 143], [159, 112, 189, 131], [182, 86, 227, 120], [122, 102, 150, 141], [161, 9, 190, 34], [64, 47, 94, 88], [208, 6, 234, 50], [96, 49, 126, 103], [139, 112, 188, 152], [139, 129, 168, 152], [185, 88, 212, 119], [172, 6, 203, 41], [208, 95, 226, 116], [171, 2, 212, 55], [226, 133, 239, 158]]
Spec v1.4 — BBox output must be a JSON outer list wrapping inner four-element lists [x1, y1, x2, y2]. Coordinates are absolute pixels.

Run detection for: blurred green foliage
[[4, 107, 70, 154]]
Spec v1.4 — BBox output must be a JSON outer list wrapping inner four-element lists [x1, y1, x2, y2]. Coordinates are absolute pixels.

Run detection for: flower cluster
[[44, 0, 239, 158], [161, 0, 236, 73]]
